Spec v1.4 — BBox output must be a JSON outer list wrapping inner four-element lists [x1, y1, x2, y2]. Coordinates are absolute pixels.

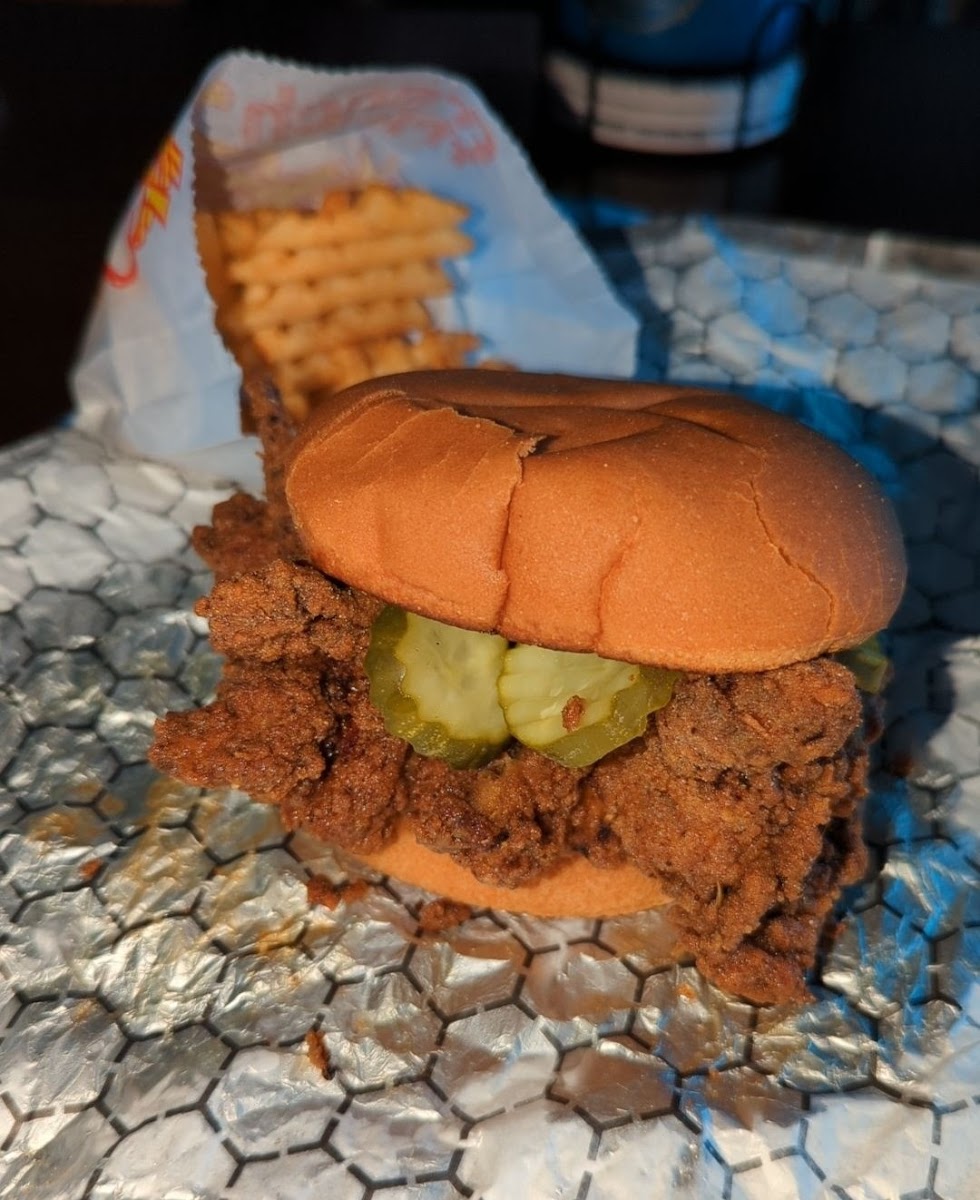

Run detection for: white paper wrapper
[[2, 55, 980, 1200], [70, 51, 639, 490]]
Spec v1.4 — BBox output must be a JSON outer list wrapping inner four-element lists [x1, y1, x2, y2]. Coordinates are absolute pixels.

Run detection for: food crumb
[[417, 898, 472, 933], [561, 694, 586, 732], [306, 875, 370, 909], [304, 1029, 332, 1078], [306, 875, 342, 909], [341, 878, 370, 905], [78, 858, 103, 882]]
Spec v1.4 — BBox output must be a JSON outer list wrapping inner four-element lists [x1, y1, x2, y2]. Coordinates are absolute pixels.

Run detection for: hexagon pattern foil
[[1, 217, 979, 1199]]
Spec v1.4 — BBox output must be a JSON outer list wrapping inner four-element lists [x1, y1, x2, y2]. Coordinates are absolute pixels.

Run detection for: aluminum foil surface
[[1, 218, 979, 1199]]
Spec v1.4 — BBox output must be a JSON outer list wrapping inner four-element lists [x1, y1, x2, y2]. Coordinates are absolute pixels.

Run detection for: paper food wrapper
[[70, 51, 638, 490], [2, 52, 980, 1200]]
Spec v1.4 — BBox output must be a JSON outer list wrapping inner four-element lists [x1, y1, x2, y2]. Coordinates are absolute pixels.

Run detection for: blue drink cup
[[547, 0, 811, 152]]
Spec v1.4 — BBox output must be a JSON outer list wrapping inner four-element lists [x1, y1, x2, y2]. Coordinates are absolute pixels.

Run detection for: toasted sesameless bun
[[354, 825, 670, 918], [286, 370, 906, 673]]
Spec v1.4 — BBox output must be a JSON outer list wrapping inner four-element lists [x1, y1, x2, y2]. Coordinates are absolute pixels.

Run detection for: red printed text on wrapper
[[104, 137, 185, 288], [241, 82, 496, 166]]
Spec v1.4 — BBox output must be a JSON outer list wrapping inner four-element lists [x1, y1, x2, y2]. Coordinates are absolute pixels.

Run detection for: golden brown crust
[[286, 369, 907, 673], [353, 823, 670, 918]]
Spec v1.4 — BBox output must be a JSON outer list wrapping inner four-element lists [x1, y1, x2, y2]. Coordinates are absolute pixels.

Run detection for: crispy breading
[[404, 749, 590, 889], [151, 659, 338, 804], [200, 559, 381, 665], [587, 664, 870, 1004]]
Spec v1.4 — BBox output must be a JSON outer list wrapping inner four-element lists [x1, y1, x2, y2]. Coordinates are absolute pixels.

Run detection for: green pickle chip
[[365, 606, 677, 770], [365, 606, 510, 769], [835, 634, 890, 694], [499, 644, 677, 768]]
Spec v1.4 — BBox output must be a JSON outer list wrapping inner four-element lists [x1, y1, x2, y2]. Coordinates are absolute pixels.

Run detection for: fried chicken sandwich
[[151, 370, 905, 1003]]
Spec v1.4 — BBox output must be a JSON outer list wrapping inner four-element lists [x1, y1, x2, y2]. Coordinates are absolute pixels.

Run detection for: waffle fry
[[199, 184, 480, 422], [212, 211, 277, 259], [277, 331, 481, 395], [214, 186, 469, 256], [237, 260, 453, 332], [228, 228, 473, 286], [250, 299, 433, 363]]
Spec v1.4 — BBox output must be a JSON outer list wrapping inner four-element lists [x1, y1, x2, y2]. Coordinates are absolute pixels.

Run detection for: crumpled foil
[[1, 216, 979, 1199]]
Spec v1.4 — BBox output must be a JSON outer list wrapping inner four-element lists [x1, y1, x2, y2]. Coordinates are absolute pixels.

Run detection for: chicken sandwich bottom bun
[[151, 370, 906, 1004]]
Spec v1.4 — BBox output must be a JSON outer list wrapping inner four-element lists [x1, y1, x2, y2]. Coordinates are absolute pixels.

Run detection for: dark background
[[2, 0, 979, 448]]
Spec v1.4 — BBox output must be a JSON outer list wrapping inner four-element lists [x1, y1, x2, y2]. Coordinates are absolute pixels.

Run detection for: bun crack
[[745, 464, 837, 642]]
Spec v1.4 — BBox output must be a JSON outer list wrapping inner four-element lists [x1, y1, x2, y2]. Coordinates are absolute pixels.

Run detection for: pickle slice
[[498, 644, 677, 768], [365, 606, 510, 768], [835, 634, 890, 694]]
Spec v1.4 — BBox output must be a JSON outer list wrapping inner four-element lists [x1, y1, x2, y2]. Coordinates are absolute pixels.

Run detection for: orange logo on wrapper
[[104, 138, 185, 288]]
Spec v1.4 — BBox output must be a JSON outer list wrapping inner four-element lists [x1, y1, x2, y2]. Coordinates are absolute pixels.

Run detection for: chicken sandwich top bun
[[286, 370, 905, 673]]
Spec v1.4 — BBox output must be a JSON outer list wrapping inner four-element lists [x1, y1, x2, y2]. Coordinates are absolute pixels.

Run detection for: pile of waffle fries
[[197, 184, 480, 422]]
